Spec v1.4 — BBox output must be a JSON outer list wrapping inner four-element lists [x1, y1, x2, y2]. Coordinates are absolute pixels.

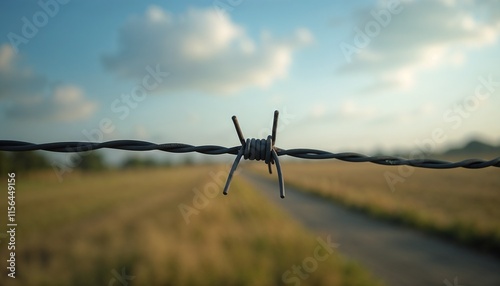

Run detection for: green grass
[[250, 161, 500, 255], [0, 166, 383, 285]]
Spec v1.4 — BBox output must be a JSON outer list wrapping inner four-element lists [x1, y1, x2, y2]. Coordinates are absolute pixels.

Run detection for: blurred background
[[0, 0, 499, 285]]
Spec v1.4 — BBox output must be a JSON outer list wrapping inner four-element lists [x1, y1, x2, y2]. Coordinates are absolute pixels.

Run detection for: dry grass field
[[0, 166, 383, 286], [255, 161, 500, 254]]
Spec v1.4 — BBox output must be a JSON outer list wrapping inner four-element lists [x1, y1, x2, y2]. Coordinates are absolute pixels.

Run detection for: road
[[243, 172, 500, 286]]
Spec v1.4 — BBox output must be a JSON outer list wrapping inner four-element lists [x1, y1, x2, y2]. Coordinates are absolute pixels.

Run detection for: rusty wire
[[1, 110, 499, 198]]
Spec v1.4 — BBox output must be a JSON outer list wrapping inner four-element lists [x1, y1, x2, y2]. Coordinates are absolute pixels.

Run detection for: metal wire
[[223, 110, 284, 198], [1, 110, 499, 198]]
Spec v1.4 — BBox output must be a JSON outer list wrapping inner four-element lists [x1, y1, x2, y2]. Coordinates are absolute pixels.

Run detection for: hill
[[443, 140, 500, 157]]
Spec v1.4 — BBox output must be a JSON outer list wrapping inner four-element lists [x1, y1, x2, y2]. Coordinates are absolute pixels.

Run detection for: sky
[[0, 0, 499, 165]]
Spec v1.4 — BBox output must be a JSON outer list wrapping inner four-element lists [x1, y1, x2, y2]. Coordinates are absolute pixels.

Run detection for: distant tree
[[0, 152, 11, 174], [75, 151, 107, 171], [181, 155, 195, 166], [121, 156, 141, 169], [5, 151, 50, 172], [121, 156, 158, 169], [142, 157, 157, 168], [161, 158, 173, 168], [121, 156, 145, 169]]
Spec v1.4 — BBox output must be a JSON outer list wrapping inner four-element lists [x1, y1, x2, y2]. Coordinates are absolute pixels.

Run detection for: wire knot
[[243, 137, 273, 162], [223, 110, 285, 198]]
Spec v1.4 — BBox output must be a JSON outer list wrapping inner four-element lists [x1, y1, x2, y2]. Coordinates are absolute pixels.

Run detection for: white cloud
[[303, 100, 380, 123], [310, 103, 327, 118], [304, 100, 438, 125], [102, 6, 312, 94], [339, 0, 500, 92], [0, 44, 97, 121], [5, 85, 97, 121], [0, 44, 47, 99], [0, 45, 13, 70], [340, 100, 378, 120]]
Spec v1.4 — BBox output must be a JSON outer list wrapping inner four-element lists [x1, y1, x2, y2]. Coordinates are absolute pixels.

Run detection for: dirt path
[[243, 172, 500, 286]]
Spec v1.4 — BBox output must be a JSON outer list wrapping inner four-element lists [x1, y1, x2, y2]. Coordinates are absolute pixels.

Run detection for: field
[[254, 161, 500, 254], [0, 166, 383, 286]]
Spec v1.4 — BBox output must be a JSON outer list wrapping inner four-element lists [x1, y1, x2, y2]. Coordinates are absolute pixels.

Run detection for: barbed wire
[[1, 110, 499, 198]]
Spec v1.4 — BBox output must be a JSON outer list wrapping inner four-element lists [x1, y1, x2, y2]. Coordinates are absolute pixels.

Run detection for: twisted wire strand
[[0, 140, 239, 154], [1, 140, 499, 169], [1, 110, 499, 198]]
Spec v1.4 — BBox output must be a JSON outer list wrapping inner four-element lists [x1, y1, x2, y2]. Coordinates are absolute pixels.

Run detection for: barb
[[223, 110, 284, 198], [1, 110, 499, 198]]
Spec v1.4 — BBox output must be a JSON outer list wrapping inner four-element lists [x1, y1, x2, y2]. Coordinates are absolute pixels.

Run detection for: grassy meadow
[[252, 161, 500, 254], [0, 166, 383, 286]]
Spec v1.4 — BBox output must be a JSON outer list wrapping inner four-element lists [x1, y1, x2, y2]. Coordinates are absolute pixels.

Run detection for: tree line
[[0, 151, 181, 174]]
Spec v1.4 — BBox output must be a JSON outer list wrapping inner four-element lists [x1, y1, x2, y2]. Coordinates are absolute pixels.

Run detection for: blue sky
[[1, 0, 499, 164]]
